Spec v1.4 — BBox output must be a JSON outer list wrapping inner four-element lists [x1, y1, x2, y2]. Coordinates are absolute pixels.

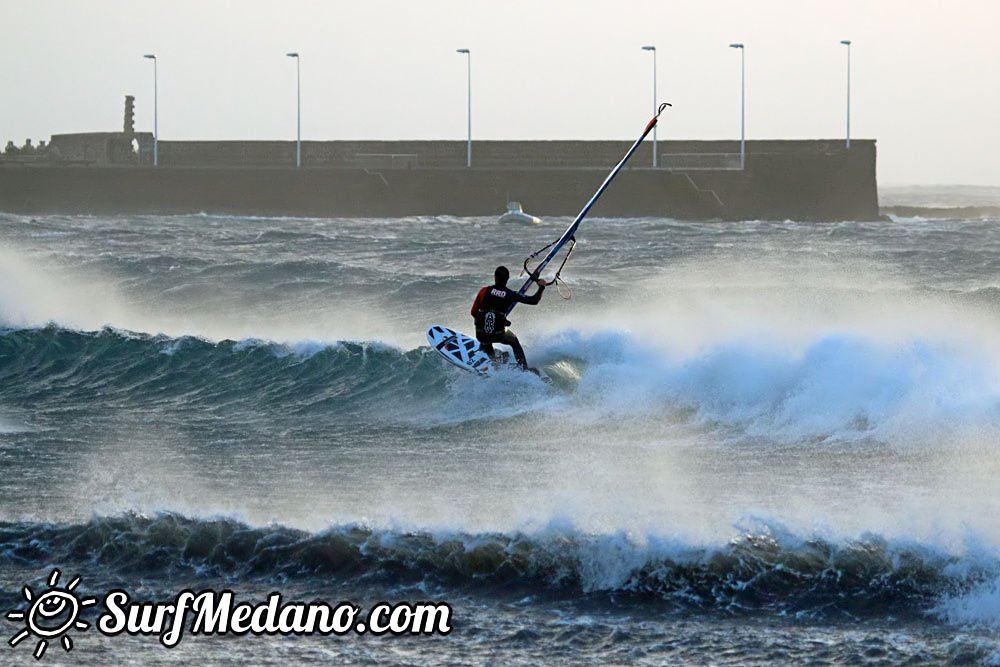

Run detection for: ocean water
[[3, 192, 1000, 664]]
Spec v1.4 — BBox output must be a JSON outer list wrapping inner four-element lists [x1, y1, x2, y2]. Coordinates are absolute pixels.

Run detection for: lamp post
[[840, 40, 851, 149], [456, 48, 471, 168], [286, 52, 301, 168], [641, 45, 657, 167], [729, 43, 745, 169], [143, 54, 157, 166]]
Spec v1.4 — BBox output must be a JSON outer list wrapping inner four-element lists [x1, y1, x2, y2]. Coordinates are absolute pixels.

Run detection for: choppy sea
[[3, 184, 1000, 664]]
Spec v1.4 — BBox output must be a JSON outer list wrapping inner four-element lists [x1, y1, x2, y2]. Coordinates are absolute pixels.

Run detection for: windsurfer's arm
[[517, 281, 546, 305], [471, 286, 487, 317]]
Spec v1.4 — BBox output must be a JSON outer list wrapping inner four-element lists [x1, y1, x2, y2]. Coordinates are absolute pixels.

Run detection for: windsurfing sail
[[509, 102, 671, 313]]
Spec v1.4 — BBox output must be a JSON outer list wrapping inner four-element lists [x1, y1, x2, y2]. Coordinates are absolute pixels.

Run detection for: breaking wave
[[1, 512, 997, 622], [4, 325, 1000, 444]]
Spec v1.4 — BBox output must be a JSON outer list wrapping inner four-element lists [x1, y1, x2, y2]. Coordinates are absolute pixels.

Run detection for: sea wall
[[0, 139, 878, 221]]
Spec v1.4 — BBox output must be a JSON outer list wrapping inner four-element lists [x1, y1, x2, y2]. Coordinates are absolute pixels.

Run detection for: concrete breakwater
[[0, 139, 878, 221]]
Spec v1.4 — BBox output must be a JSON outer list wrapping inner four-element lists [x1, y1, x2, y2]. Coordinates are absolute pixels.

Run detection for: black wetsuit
[[471, 281, 545, 368]]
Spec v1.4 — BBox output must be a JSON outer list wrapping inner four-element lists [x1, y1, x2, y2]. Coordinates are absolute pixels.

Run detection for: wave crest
[[1, 513, 992, 620]]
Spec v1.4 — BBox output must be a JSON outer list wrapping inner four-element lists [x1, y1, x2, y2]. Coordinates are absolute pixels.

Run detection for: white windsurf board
[[426, 324, 550, 382], [426, 324, 492, 375]]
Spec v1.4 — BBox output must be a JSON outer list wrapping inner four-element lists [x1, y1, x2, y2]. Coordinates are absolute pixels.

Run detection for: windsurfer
[[471, 265, 548, 371]]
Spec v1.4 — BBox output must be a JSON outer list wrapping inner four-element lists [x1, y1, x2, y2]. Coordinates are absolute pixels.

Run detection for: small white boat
[[498, 201, 541, 225]]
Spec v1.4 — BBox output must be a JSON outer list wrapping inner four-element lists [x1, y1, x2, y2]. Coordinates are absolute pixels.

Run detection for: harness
[[475, 286, 512, 336]]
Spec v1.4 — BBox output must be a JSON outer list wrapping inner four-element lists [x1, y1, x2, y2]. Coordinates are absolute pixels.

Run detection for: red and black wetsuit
[[471, 281, 545, 368]]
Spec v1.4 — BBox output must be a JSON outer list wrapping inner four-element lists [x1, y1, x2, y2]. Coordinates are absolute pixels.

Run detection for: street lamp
[[143, 54, 157, 166], [729, 43, 745, 170], [286, 52, 301, 168], [840, 40, 851, 149], [641, 45, 657, 167], [456, 48, 471, 168]]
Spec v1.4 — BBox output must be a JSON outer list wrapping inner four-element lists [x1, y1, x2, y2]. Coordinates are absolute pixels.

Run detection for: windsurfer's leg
[[476, 334, 500, 364], [501, 330, 528, 369]]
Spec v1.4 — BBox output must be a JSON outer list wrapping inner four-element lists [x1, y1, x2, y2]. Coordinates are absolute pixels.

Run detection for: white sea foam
[[933, 577, 1000, 628], [526, 325, 1000, 448]]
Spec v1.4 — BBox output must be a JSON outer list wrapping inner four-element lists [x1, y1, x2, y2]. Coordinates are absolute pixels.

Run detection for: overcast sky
[[1, 0, 998, 185]]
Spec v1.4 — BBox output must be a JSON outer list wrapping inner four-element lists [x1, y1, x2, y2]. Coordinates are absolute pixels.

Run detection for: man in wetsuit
[[471, 265, 547, 370]]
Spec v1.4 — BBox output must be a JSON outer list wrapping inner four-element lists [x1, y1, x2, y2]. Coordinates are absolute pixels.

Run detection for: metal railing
[[658, 153, 743, 170], [351, 151, 746, 171], [353, 153, 419, 169]]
